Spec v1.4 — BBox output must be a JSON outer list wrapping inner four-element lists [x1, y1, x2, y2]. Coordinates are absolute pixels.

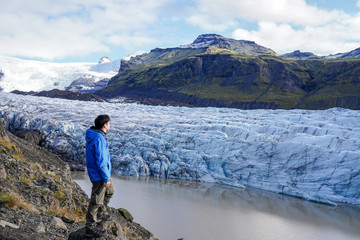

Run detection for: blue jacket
[[85, 127, 111, 183]]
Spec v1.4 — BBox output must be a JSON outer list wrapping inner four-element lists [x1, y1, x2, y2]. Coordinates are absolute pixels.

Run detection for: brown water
[[72, 172, 360, 240]]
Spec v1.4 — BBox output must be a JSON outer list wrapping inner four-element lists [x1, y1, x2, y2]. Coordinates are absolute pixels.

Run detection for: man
[[85, 114, 114, 237]]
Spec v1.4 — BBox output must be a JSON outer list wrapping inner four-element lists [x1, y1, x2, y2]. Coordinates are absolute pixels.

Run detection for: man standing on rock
[[85, 114, 114, 237]]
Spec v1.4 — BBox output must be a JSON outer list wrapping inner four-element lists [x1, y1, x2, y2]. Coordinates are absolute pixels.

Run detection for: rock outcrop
[[0, 120, 156, 239], [280, 50, 320, 60], [11, 89, 107, 102]]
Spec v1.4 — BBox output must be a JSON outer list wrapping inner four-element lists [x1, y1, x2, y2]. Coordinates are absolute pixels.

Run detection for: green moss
[[75, 207, 86, 222], [6, 176, 17, 181], [256, 88, 304, 109], [0, 192, 13, 205], [20, 176, 33, 186], [30, 163, 40, 171], [0, 139, 24, 161], [300, 84, 360, 109], [180, 84, 259, 102], [47, 173, 60, 182], [41, 189, 48, 195], [54, 189, 67, 203]]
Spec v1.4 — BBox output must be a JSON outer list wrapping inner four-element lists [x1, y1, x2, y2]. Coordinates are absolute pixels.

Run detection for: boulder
[[33, 222, 46, 233], [51, 217, 67, 230], [118, 208, 133, 223], [0, 220, 19, 229]]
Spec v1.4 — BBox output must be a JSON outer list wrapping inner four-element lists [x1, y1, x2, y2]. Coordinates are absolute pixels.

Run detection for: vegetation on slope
[[99, 46, 360, 110]]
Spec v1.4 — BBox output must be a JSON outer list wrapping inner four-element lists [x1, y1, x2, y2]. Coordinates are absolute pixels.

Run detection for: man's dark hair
[[94, 115, 110, 129]]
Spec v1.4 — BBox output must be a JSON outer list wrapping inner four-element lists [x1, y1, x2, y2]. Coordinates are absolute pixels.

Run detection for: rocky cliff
[[99, 46, 360, 110], [0, 120, 156, 239]]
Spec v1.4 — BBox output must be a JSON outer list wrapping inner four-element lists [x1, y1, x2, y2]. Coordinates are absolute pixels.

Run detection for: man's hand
[[104, 182, 111, 188]]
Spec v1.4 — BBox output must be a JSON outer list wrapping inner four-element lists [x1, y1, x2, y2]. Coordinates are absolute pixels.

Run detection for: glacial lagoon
[[72, 172, 360, 240]]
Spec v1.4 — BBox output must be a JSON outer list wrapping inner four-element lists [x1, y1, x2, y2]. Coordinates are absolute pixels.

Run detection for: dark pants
[[85, 178, 114, 229]]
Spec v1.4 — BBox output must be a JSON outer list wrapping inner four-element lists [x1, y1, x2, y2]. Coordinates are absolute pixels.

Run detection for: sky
[[1, 0, 360, 63]]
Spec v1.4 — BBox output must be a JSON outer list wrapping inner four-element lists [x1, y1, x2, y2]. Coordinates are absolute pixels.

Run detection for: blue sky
[[1, 0, 360, 62]]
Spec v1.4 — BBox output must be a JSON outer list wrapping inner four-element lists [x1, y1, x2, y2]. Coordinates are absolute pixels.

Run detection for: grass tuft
[[47, 206, 86, 222], [0, 192, 37, 212], [0, 139, 24, 161]]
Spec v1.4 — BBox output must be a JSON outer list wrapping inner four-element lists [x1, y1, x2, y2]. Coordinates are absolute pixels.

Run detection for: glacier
[[0, 92, 359, 205], [0, 55, 120, 92]]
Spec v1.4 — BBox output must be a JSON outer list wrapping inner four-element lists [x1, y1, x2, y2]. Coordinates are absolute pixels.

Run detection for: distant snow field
[[0, 92, 359, 205], [0, 55, 120, 92]]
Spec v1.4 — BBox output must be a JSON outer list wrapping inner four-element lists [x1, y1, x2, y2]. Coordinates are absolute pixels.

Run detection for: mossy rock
[[118, 208, 134, 222]]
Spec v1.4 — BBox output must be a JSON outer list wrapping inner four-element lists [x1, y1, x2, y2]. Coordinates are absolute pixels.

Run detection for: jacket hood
[[85, 127, 105, 143]]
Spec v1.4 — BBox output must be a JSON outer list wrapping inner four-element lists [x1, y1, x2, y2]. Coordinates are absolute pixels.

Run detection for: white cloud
[[190, 0, 360, 55], [1, 0, 360, 60], [107, 33, 159, 49], [0, 0, 168, 60], [232, 20, 360, 55], [357, 0, 360, 7], [190, 0, 343, 30], [187, 14, 238, 31]]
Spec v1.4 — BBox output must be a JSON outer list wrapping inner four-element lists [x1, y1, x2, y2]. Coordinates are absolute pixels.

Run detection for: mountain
[[280, 50, 320, 60], [180, 34, 277, 55], [281, 48, 360, 60], [64, 77, 109, 93], [112, 34, 276, 73], [98, 34, 360, 110], [98, 56, 111, 64], [325, 47, 360, 59], [1, 93, 359, 206], [0, 55, 120, 92]]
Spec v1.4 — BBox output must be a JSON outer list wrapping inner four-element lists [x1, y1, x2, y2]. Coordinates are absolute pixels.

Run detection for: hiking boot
[[97, 213, 112, 222], [86, 227, 107, 237]]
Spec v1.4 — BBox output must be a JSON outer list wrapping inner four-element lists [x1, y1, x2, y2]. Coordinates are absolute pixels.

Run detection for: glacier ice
[[0, 55, 120, 92], [0, 92, 359, 205]]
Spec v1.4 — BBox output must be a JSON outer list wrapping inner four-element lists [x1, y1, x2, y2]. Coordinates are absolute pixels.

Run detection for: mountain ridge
[[180, 34, 277, 55], [1, 33, 359, 110], [99, 36, 360, 110]]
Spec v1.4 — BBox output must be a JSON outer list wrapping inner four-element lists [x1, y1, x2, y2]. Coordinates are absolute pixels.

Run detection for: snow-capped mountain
[[98, 56, 111, 64], [0, 92, 359, 206], [325, 47, 360, 59], [179, 33, 276, 55], [0, 55, 120, 92]]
